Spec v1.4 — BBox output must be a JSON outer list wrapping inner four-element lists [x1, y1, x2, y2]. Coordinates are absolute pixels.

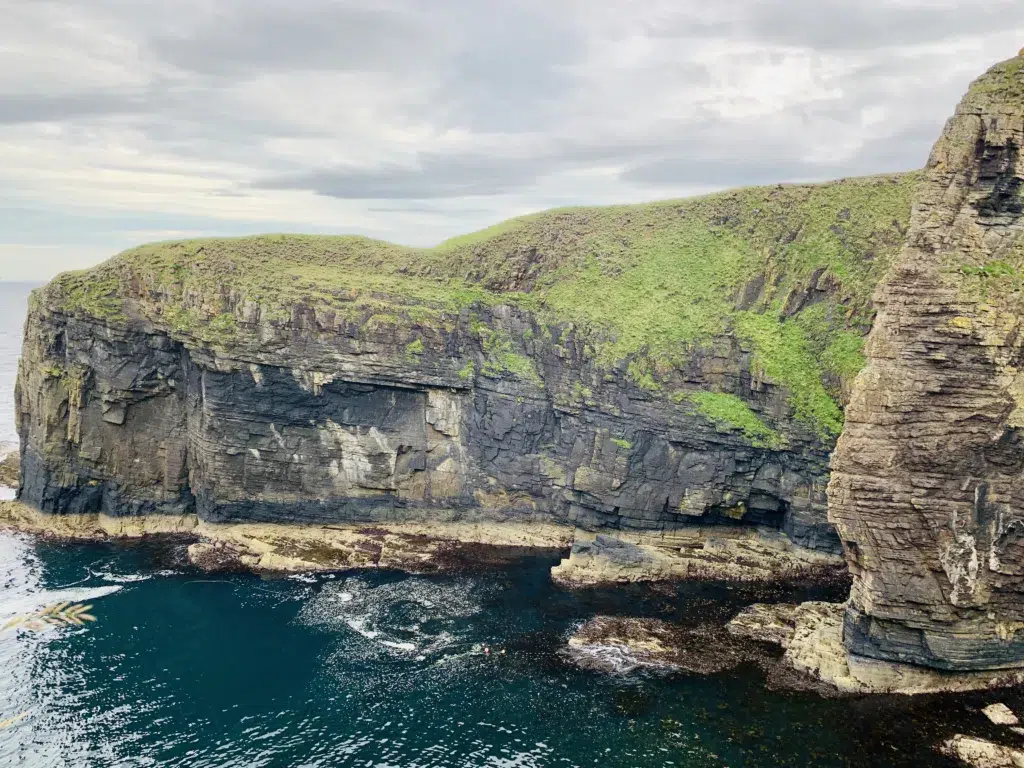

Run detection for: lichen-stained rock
[[829, 55, 1024, 671], [14, 175, 916, 554]]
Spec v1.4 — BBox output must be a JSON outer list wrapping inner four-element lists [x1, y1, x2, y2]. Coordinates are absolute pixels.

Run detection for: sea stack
[[829, 55, 1024, 671]]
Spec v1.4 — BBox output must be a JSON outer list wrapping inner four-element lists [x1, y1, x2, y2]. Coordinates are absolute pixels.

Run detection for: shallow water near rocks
[[1, 533, 1021, 767]]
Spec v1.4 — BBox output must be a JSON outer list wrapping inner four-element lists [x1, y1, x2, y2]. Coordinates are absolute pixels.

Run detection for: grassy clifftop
[[43, 172, 920, 437]]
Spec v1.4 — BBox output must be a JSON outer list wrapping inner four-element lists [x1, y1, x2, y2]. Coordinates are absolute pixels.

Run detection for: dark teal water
[[1, 533, 1019, 767]]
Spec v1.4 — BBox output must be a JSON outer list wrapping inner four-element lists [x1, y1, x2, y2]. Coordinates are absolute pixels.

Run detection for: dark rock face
[[829, 56, 1024, 671], [16, 298, 840, 550]]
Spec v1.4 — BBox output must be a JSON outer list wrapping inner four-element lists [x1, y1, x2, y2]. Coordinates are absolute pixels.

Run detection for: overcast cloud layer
[[2, 0, 1023, 280]]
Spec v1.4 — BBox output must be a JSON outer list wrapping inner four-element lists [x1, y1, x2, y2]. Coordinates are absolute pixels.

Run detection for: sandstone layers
[[829, 55, 1024, 671]]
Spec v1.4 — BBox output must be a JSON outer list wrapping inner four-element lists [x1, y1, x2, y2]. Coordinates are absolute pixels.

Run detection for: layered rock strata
[[727, 602, 1024, 695], [828, 55, 1024, 672], [13, 176, 915, 566]]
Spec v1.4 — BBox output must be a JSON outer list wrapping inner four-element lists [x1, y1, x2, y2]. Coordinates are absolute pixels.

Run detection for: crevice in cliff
[[975, 139, 1023, 218]]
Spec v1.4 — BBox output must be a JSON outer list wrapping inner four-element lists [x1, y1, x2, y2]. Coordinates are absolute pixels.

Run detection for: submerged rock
[[564, 615, 756, 676]]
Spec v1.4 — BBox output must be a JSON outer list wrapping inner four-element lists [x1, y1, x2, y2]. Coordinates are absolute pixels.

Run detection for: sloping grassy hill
[[43, 172, 919, 437]]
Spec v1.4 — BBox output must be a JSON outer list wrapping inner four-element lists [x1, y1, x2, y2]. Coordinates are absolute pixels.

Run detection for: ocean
[[0, 282, 1011, 767]]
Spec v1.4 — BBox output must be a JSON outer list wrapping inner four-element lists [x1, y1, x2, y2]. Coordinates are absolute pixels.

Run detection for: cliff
[[829, 55, 1024, 671], [14, 175, 916, 558]]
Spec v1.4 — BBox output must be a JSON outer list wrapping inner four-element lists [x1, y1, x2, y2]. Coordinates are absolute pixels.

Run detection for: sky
[[2, 0, 1023, 281]]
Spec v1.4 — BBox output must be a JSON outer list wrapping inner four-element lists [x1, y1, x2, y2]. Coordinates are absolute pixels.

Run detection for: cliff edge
[[14, 176, 915, 559], [829, 54, 1024, 671]]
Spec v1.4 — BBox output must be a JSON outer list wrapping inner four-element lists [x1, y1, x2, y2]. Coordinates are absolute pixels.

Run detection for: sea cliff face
[[14, 177, 915, 555], [829, 55, 1024, 672]]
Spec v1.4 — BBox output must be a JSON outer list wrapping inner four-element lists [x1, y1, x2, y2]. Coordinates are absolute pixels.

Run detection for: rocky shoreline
[[0, 499, 846, 586], [0, 499, 572, 574]]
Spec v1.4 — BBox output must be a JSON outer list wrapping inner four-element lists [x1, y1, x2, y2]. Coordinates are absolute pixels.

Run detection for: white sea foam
[[562, 642, 678, 676], [94, 571, 152, 584], [298, 574, 491, 664], [345, 618, 379, 640], [381, 641, 417, 652]]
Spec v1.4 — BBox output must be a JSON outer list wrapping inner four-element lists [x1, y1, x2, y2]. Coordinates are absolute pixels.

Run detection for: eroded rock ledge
[[0, 500, 572, 574], [0, 500, 845, 588], [0, 451, 18, 490], [564, 615, 759, 676], [728, 602, 1024, 695], [550, 528, 846, 587]]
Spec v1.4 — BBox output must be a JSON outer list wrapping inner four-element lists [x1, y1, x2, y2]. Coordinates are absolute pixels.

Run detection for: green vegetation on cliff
[[968, 55, 1024, 106], [43, 172, 919, 438], [684, 392, 782, 449]]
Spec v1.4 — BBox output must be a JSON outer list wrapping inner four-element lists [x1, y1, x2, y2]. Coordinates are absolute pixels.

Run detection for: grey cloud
[[430, 3, 586, 133], [744, 1, 1024, 52], [646, 1, 1024, 52], [3, 0, 1023, 261], [253, 153, 546, 199], [0, 93, 140, 125], [620, 128, 934, 190], [147, 2, 434, 77]]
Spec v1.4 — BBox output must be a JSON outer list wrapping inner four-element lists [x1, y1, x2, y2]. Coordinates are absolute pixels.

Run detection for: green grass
[[969, 55, 1024, 106], [405, 339, 425, 359], [734, 312, 844, 437], [41, 173, 919, 435], [687, 391, 782, 449], [961, 260, 1017, 278]]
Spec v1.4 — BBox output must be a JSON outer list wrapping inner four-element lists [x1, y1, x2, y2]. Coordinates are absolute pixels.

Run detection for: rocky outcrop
[[0, 451, 18, 489], [13, 176, 915, 565], [727, 602, 1024, 694], [551, 528, 845, 586], [563, 615, 758, 675], [14, 300, 839, 548], [828, 55, 1024, 672]]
